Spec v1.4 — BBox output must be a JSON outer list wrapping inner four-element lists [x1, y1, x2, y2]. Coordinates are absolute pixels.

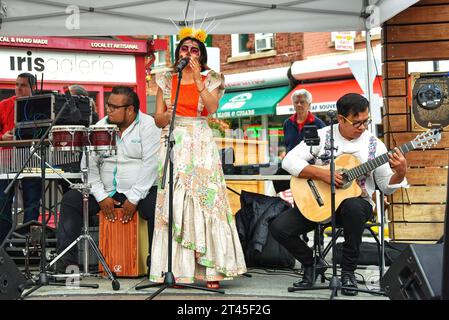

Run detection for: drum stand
[[20, 147, 120, 299], [43, 149, 120, 291]]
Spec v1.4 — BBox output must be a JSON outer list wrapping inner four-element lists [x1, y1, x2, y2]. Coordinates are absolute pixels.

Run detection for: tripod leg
[[20, 283, 43, 299], [135, 282, 165, 290], [178, 283, 225, 294], [46, 235, 83, 270], [86, 235, 120, 291], [146, 284, 170, 300], [330, 286, 338, 299]]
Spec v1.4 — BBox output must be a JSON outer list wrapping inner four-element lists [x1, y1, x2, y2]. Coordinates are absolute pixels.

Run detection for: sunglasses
[[180, 45, 200, 55]]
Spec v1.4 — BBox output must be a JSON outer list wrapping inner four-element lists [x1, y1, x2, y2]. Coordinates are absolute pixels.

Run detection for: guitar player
[[269, 93, 408, 296]]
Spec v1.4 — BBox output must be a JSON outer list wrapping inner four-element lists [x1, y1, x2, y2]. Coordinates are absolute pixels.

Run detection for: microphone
[[327, 110, 337, 119], [63, 86, 82, 122], [176, 57, 190, 72]]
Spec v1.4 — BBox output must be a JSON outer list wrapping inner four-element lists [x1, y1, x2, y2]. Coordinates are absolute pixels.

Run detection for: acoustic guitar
[[290, 129, 442, 223]]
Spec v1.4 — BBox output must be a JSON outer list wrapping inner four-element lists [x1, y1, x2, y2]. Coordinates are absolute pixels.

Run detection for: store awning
[[276, 77, 383, 115], [217, 86, 290, 119]]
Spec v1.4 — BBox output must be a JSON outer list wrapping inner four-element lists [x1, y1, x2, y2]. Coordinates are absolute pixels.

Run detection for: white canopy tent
[[0, 0, 418, 126], [0, 0, 418, 36]]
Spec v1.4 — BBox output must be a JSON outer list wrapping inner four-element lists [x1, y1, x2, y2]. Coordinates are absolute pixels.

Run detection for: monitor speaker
[[410, 72, 449, 131], [0, 248, 26, 300], [380, 243, 443, 300]]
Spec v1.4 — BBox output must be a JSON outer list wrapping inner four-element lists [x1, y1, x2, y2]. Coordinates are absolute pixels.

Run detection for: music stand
[[135, 69, 224, 299], [287, 113, 385, 299]]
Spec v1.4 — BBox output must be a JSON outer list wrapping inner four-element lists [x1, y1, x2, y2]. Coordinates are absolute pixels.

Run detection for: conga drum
[[87, 124, 118, 153], [99, 208, 148, 277], [49, 125, 87, 151]]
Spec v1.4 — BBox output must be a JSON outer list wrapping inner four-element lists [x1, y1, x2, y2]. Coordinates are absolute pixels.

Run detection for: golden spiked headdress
[[170, 11, 219, 44], [178, 27, 208, 43]]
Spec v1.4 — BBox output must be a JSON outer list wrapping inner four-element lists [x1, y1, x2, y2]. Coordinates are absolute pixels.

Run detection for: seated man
[[56, 86, 160, 273], [269, 93, 408, 296]]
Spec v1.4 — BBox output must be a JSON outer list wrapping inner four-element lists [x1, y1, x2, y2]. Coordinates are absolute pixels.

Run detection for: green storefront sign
[[217, 86, 290, 119]]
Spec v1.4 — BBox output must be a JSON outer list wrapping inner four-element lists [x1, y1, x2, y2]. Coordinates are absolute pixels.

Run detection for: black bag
[[334, 241, 409, 266], [245, 231, 295, 269]]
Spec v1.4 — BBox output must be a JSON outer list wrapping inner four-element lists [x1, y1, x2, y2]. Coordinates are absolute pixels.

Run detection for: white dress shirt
[[82, 111, 161, 205], [282, 124, 408, 207]]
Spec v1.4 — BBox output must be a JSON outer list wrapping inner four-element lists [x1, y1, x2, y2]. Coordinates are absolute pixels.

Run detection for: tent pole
[[364, 0, 375, 134]]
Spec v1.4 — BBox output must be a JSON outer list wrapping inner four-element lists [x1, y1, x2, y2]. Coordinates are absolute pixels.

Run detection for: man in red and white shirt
[[0, 73, 43, 244]]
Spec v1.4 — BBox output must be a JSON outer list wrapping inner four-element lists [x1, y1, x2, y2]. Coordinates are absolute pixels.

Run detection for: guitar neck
[[345, 142, 414, 181]]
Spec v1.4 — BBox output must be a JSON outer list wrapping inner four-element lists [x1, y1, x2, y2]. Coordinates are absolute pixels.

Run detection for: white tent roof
[[0, 0, 418, 36]]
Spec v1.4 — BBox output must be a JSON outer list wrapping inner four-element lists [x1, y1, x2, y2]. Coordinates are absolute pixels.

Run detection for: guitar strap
[[323, 129, 331, 165], [359, 136, 377, 197]]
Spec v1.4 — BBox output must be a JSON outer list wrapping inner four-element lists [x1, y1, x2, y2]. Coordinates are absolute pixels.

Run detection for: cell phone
[[303, 125, 320, 146]]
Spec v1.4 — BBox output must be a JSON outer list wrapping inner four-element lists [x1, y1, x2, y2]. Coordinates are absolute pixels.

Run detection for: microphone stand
[[135, 68, 225, 299], [327, 117, 341, 299], [4, 94, 98, 298]]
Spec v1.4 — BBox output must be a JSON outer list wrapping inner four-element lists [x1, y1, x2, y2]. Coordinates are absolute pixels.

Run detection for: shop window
[[152, 35, 167, 68], [231, 34, 250, 56]]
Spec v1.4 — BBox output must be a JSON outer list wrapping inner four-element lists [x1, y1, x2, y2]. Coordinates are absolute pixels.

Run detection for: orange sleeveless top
[[171, 75, 208, 117]]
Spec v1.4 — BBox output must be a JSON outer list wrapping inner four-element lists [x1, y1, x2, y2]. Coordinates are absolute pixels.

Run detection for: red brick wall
[[303, 33, 333, 57], [215, 33, 304, 74], [303, 32, 381, 58]]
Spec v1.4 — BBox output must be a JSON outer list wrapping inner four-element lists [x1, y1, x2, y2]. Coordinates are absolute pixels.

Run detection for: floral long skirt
[[149, 116, 247, 283]]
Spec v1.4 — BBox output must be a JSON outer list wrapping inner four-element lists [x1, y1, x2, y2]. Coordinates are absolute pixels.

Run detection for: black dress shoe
[[341, 271, 358, 296], [293, 257, 327, 288]]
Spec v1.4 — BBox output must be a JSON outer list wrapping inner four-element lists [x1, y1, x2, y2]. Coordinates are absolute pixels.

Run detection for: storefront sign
[[310, 102, 337, 112], [0, 48, 136, 83], [218, 86, 290, 119], [276, 102, 336, 115], [0, 36, 48, 45], [217, 93, 255, 118]]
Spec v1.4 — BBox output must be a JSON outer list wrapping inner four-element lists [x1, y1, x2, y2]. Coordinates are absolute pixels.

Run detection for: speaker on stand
[[380, 157, 449, 300], [0, 248, 26, 300]]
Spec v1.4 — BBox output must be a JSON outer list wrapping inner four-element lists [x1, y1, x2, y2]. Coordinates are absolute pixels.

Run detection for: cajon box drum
[[99, 208, 148, 277]]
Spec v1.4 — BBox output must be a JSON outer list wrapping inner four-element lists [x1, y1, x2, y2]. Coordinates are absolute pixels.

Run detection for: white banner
[[334, 31, 355, 51], [0, 48, 136, 83]]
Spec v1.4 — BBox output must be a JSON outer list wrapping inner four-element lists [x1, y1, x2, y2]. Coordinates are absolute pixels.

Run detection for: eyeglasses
[[180, 45, 200, 55], [341, 115, 372, 128], [105, 103, 130, 111]]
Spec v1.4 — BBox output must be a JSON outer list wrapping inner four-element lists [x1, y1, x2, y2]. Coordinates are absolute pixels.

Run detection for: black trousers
[[56, 186, 158, 264], [269, 197, 372, 272]]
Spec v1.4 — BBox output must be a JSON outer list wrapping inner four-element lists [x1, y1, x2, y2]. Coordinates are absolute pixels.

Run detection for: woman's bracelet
[[199, 86, 206, 94]]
